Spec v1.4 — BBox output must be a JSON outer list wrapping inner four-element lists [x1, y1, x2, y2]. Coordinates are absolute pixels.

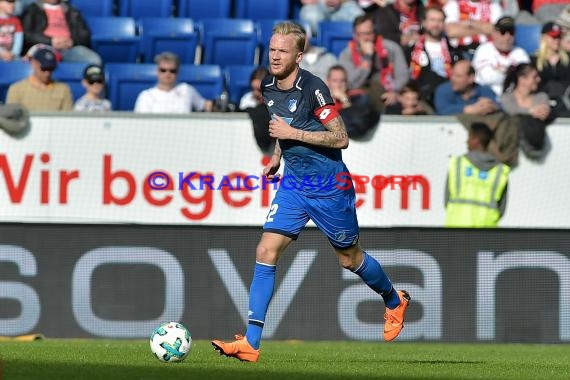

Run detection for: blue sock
[[354, 251, 400, 309], [245, 262, 276, 349]]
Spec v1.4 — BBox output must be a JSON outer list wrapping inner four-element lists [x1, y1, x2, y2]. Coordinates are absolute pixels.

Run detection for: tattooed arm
[[269, 114, 349, 149], [294, 115, 349, 149]]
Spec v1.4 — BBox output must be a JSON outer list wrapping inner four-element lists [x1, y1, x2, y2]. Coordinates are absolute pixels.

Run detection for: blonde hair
[[535, 34, 569, 71], [272, 22, 306, 53]]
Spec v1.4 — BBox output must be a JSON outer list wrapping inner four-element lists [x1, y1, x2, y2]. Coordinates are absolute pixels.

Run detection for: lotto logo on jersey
[[314, 90, 326, 107], [318, 108, 331, 120]]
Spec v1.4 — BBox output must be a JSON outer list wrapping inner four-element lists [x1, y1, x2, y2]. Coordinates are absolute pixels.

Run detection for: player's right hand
[[262, 156, 281, 182]]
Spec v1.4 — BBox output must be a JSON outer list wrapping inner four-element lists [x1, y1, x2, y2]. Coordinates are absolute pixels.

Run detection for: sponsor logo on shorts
[[335, 231, 347, 242]]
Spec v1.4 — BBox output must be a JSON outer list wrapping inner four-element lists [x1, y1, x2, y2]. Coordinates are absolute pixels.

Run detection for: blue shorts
[[263, 188, 360, 249]]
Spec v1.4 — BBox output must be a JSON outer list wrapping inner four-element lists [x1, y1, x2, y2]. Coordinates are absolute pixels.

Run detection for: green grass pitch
[[1, 339, 570, 379]]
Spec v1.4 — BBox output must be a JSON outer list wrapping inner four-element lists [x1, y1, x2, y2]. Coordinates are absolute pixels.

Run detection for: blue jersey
[[262, 68, 350, 197]]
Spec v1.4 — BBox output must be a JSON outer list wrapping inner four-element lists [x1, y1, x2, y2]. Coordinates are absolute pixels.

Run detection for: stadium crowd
[[1, 0, 570, 163]]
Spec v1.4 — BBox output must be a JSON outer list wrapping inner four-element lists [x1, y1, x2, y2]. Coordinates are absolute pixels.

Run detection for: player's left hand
[[269, 115, 296, 140]]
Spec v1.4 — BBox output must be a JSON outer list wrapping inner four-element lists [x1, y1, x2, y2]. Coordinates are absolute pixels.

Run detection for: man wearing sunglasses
[[134, 52, 213, 113], [471, 16, 530, 97], [6, 45, 73, 111]]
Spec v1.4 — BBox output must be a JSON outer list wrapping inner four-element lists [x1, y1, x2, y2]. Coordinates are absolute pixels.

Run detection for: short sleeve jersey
[[261, 68, 350, 197]]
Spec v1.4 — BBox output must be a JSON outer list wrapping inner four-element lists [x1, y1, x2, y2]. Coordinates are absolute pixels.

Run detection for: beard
[[270, 61, 297, 80], [426, 29, 443, 40]]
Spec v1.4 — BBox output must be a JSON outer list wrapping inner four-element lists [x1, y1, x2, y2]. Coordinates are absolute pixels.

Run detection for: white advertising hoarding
[[1, 113, 569, 227]]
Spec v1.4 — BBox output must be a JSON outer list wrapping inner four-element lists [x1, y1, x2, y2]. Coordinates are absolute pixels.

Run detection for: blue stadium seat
[[86, 17, 141, 63], [69, 0, 114, 17], [198, 19, 258, 66], [106, 63, 156, 111], [177, 0, 231, 19], [178, 64, 224, 100], [225, 65, 257, 105], [119, 0, 173, 18], [235, 0, 290, 21], [0, 61, 32, 103], [514, 24, 542, 56], [139, 18, 198, 64], [51, 62, 91, 102], [318, 21, 353, 57], [106, 63, 223, 111]]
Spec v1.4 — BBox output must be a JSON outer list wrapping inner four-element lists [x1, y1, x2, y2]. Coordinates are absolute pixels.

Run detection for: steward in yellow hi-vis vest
[[445, 123, 510, 227]]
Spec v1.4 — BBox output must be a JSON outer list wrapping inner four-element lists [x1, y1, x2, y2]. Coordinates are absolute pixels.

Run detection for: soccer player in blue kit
[[211, 22, 410, 362]]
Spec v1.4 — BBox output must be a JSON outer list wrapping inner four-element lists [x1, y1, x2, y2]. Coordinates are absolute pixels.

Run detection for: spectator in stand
[[472, 16, 530, 97], [299, 25, 337, 82], [239, 66, 274, 155], [74, 64, 112, 112], [532, 22, 570, 117], [21, 0, 101, 65], [501, 63, 552, 158], [387, 82, 434, 115], [300, 0, 364, 35], [326, 64, 380, 137], [434, 60, 499, 115], [326, 64, 352, 112], [0, 0, 23, 61], [6, 45, 72, 111], [443, 0, 503, 58], [338, 14, 408, 112], [134, 52, 213, 114], [409, 6, 461, 106], [368, 0, 425, 53], [533, 0, 569, 24], [239, 66, 268, 110]]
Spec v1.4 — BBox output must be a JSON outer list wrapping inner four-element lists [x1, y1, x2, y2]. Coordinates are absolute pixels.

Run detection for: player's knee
[[255, 243, 279, 264], [337, 254, 359, 271], [336, 246, 362, 271]]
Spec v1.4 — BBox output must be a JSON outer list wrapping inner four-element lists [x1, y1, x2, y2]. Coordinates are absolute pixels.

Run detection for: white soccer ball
[[150, 322, 192, 363]]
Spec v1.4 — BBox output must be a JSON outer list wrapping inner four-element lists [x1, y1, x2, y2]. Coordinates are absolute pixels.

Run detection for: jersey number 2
[[266, 204, 279, 223]]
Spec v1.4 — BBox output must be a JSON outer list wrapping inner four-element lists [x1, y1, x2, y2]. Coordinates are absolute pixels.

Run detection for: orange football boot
[[211, 334, 260, 362], [384, 290, 411, 342]]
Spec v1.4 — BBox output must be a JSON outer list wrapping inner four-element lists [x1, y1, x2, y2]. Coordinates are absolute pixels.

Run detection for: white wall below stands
[[1, 113, 569, 228]]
